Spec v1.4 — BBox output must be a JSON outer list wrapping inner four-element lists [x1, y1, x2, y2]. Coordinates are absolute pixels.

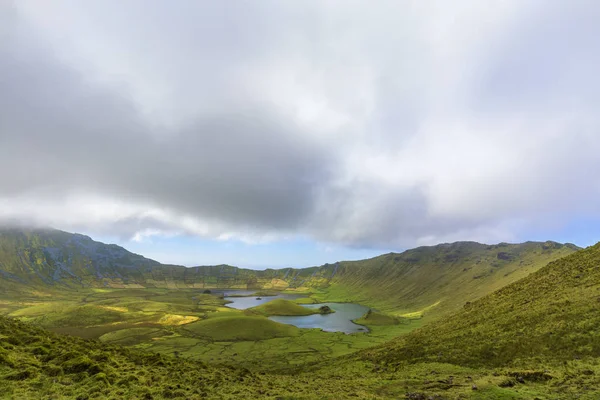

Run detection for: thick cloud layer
[[1, 1, 600, 248]]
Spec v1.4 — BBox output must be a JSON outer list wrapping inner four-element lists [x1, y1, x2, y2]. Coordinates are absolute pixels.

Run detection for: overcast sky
[[1, 1, 600, 268]]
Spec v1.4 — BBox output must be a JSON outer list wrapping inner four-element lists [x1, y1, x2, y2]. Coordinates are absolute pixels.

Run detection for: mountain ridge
[[0, 227, 580, 320], [362, 240, 600, 369]]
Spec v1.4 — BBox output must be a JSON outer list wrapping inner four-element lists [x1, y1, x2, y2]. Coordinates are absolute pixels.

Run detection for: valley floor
[[2, 290, 600, 399], [1, 287, 420, 371]]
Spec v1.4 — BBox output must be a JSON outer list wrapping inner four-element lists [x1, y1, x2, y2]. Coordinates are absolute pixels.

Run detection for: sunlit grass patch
[[354, 309, 409, 326], [99, 327, 171, 345], [97, 305, 128, 313], [398, 301, 441, 319], [91, 288, 111, 293], [158, 314, 199, 326]]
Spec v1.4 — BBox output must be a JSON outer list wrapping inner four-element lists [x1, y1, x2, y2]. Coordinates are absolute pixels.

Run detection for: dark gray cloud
[[0, 5, 330, 237], [1, 0, 600, 248]]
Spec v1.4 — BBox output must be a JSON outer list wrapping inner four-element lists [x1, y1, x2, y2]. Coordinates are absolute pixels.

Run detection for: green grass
[[0, 240, 580, 379], [182, 315, 301, 341], [10, 302, 140, 328], [251, 290, 280, 297], [0, 287, 419, 370], [99, 327, 171, 345], [353, 309, 409, 326], [293, 297, 318, 304], [245, 299, 321, 316], [310, 241, 579, 319], [363, 242, 600, 369], [3, 311, 600, 399]]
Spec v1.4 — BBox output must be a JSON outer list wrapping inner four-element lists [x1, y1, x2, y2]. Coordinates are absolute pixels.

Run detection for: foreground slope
[[0, 314, 255, 399], [365, 241, 600, 368], [0, 313, 411, 399]]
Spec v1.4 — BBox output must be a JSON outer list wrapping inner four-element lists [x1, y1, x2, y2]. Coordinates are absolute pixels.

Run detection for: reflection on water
[[222, 290, 303, 309], [221, 290, 369, 334], [270, 303, 369, 334]]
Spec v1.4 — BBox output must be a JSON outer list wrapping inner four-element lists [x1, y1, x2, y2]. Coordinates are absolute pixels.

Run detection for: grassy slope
[[0, 228, 322, 291], [0, 314, 263, 399], [364, 242, 600, 368], [314, 241, 578, 318], [353, 309, 407, 326]]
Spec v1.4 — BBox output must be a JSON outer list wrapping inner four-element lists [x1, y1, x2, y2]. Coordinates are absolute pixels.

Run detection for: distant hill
[[364, 241, 600, 367], [0, 228, 579, 318], [312, 240, 580, 316], [0, 228, 315, 292]]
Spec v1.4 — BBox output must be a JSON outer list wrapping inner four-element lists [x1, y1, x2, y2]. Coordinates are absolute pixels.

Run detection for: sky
[[1, 1, 600, 268]]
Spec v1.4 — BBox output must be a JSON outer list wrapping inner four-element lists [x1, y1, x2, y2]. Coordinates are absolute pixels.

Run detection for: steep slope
[[313, 241, 579, 317], [0, 228, 317, 291], [365, 241, 600, 368]]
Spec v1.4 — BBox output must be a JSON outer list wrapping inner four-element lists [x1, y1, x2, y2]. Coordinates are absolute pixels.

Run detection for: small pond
[[221, 290, 369, 334], [270, 303, 369, 334], [221, 290, 304, 309]]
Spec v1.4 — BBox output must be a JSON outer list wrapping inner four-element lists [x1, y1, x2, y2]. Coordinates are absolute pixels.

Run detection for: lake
[[270, 303, 369, 334], [221, 290, 304, 309], [222, 290, 369, 334]]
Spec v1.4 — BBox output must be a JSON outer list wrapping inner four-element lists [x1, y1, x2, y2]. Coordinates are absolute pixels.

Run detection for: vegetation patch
[[158, 314, 199, 326], [99, 327, 170, 345], [293, 297, 318, 304], [182, 315, 301, 341], [354, 309, 409, 326], [250, 290, 280, 297]]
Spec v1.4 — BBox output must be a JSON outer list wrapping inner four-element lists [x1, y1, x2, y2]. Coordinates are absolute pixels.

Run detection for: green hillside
[[0, 228, 323, 292], [364, 241, 600, 368], [314, 241, 579, 317]]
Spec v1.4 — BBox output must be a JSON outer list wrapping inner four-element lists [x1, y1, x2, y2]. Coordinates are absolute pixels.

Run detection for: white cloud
[[1, 0, 599, 249]]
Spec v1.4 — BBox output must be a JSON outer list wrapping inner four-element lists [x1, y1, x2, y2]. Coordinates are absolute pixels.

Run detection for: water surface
[[221, 290, 369, 333], [270, 302, 369, 334], [221, 290, 303, 309]]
